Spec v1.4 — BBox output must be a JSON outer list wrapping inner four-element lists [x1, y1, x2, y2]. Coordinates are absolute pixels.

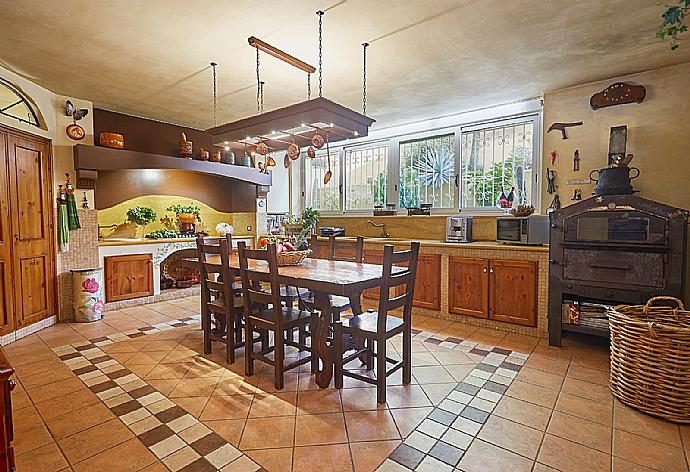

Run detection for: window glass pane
[[399, 134, 455, 209], [461, 121, 533, 208], [305, 151, 340, 212], [344, 146, 388, 211]]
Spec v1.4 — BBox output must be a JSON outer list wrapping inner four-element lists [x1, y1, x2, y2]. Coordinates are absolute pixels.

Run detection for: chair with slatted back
[[238, 241, 317, 390], [333, 242, 420, 403]]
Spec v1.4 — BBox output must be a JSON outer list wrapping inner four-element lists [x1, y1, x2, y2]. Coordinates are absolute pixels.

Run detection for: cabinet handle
[[489, 268, 494, 273], [483, 268, 487, 273]]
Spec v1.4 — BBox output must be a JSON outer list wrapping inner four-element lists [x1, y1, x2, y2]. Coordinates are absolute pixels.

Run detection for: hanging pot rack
[[207, 10, 375, 174]]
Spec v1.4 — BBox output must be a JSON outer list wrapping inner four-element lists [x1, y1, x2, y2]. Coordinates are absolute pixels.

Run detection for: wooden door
[[7, 134, 55, 329], [105, 254, 154, 302], [448, 257, 489, 318], [412, 254, 441, 311], [0, 133, 14, 335], [489, 259, 537, 327]]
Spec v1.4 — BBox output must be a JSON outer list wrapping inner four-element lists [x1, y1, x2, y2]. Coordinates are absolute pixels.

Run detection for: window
[[461, 118, 535, 209], [304, 151, 340, 212], [399, 134, 456, 209], [0, 77, 43, 128], [344, 145, 388, 211]]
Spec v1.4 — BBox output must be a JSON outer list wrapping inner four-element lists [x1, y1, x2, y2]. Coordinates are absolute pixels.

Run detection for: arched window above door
[[0, 76, 45, 129]]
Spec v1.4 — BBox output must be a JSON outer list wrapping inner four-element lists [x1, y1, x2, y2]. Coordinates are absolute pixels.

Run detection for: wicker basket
[[609, 296, 690, 423], [276, 249, 311, 266]]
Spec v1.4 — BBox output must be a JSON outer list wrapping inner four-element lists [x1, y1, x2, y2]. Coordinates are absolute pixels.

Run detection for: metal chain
[[362, 43, 368, 115], [256, 48, 260, 113], [317, 10, 324, 97], [307, 73, 311, 100], [259, 81, 265, 113], [210, 62, 217, 126]]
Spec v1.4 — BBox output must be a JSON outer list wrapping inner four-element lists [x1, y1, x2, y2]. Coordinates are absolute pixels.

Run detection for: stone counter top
[[318, 237, 549, 252], [98, 235, 255, 247]]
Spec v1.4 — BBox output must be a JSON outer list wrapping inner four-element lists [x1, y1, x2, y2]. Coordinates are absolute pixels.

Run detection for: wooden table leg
[[313, 291, 334, 388]]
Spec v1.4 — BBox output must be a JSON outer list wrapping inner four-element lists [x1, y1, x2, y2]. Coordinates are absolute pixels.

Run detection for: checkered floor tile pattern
[[86, 314, 202, 347], [378, 347, 528, 471], [53, 339, 262, 472]]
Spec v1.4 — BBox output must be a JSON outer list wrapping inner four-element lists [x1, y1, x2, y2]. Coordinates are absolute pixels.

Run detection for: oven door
[[564, 210, 667, 245], [562, 249, 665, 288], [497, 219, 523, 243]]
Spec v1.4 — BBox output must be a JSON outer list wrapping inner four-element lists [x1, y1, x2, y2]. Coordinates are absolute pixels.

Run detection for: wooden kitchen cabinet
[[105, 254, 154, 302], [448, 257, 489, 318], [448, 257, 537, 327], [412, 254, 441, 310], [490, 259, 537, 327]]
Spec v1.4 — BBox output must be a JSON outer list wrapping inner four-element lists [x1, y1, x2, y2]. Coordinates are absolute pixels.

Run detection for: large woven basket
[[609, 296, 690, 423], [276, 249, 311, 266]]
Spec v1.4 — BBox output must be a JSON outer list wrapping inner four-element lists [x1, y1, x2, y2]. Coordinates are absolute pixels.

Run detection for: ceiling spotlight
[[301, 123, 306, 127], [271, 130, 276, 134], [353, 131, 359, 136], [224, 146, 230, 151], [329, 123, 334, 127], [224, 141, 229, 145]]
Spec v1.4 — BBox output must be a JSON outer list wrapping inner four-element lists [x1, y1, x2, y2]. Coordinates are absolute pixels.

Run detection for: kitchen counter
[[317, 236, 549, 252], [99, 235, 255, 247]]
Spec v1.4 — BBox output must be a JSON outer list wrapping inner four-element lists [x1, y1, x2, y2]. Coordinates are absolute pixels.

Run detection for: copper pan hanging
[[323, 132, 332, 185], [307, 146, 316, 158], [256, 142, 269, 155], [266, 154, 276, 167], [287, 142, 300, 160], [283, 153, 291, 168], [311, 133, 325, 149]]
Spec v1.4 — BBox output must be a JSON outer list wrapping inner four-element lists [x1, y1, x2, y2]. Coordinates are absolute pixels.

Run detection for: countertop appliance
[[496, 215, 549, 245], [319, 226, 345, 237], [446, 216, 473, 243]]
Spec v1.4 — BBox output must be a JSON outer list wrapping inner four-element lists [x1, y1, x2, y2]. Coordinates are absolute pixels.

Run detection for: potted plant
[[126, 206, 156, 238], [166, 203, 201, 235], [300, 207, 320, 237]]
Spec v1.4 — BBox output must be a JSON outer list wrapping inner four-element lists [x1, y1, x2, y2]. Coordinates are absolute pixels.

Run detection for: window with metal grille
[[344, 145, 388, 211], [461, 119, 535, 209], [304, 152, 341, 212], [399, 134, 456, 209]]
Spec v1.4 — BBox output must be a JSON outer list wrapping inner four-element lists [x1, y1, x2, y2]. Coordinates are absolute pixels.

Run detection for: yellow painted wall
[[542, 61, 690, 211], [97, 195, 254, 238]]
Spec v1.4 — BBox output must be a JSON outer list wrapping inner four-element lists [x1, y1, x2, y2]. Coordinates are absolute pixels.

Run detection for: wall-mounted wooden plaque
[[590, 82, 646, 110]]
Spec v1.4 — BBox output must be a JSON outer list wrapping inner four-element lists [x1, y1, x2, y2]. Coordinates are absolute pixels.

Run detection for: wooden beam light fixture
[[247, 36, 316, 74]]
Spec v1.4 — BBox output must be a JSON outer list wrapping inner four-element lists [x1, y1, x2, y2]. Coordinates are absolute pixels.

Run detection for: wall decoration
[[550, 150, 557, 166], [571, 189, 582, 201], [657, 1, 689, 50], [66, 124, 85, 140], [546, 168, 558, 195], [179, 132, 193, 158], [99, 132, 124, 149], [590, 83, 646, 110], [209, 150, 222, 162], [566, 178, 592, 185], [198, 147, 209, 161], [608, 125, 627, 165], [573, 149, 580, 171], [547, 121, 583, 139], [549, 194, 561, 211], [65, 99, 89, 141]]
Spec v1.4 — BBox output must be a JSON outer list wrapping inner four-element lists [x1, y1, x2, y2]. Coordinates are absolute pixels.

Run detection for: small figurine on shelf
[[549, 194, 561, 211], [210, 150, 222, 162], [179, 132, 193, 159], [81, 192, 89, 209], [198, 147, 209, 161]]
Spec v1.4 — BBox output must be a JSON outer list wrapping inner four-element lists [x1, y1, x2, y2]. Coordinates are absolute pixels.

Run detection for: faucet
[[366, 220, 389, 238], [98, 224, 118, 240]]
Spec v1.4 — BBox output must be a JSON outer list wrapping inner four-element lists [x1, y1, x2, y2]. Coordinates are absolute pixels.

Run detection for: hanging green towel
[[57, 201, 70, 252], [66, 192, 81, 230]]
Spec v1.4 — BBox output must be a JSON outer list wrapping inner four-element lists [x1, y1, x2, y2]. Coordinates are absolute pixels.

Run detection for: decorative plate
[[66, 123, 85, 140]]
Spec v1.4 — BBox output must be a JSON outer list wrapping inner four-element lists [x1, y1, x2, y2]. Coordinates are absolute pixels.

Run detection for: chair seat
[[341, 310, 404, 335], [250, 306, 312, 328], [280, 286, 310, 299], [208, 295, 244, 312]]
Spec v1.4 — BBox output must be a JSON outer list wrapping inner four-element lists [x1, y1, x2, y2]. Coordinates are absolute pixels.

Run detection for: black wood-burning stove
[[548, 195, 688, 346]]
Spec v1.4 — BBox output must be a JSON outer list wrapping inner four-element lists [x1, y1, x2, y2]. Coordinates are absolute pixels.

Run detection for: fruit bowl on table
[[276, 249, 312, 266]]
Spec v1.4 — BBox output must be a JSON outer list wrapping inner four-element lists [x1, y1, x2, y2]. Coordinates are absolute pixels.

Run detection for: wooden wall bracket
[[590, 82, 646, 110]]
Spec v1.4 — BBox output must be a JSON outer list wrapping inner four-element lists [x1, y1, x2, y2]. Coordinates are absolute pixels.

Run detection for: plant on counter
[[301, 207, 320, 236], [658, 0, 689, 50], [146, 229, 179, 239], [126, 206, 156, 237], [166, 203, 201, 221]]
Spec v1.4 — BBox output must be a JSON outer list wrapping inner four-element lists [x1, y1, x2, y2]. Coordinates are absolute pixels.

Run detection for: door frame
[[0, 122, 57, 334]]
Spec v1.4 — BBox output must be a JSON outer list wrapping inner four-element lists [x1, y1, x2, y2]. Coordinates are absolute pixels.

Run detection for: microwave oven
[[496, 215, 549, 245], [446, 216, 473, 243]]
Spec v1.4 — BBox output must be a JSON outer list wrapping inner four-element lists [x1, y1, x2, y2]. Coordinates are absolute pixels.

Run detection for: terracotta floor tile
[[200, 394, 252, 420], [567, 364, 610, 385], [547, 411, 612, 453], [203, 419, 247, 447], [505, 379, 559, 409], [351, 440, 400, 472], [439, 364, 474, 383], [72, 438, 157, 472], [297, 388, 343, 414], [430, 349, 474, 365], [15, 441, 68, 472], [146, 379, 181, 396], [19, 366, 75, 390], [555, 392, 613, 426], [46, 401, 115, 439], [340, 387, 386, 412], [256, 372, 299, 392], [292, 444, 353, 472], [458, 438, 533, 472], [411, 366, 455, 384], [561, 377, 613, 404], [14, 405, 44, 432], [418, 383, 456, 406], [477, 415, 544, 459], [58, 418, 134, 464], [14, 423, 54, 455], [613, 429, 688, 472], [169, 377, 220, 398], [345, 410, 400, 442], [389, 407, 433, 437], [612, 456, 658, 471], [249, 391, 297, 418], [538, 433, 611, 472], [145, 363, 191, 380], [295, 413, 348, 446], [173, 395, 210, 418], [614, 401, 681, 446], [385, 385, 432, 409], [27, 376, 86, 404], [514, 367, 564, 390], [239, 416, 295, 450], [244, 447, 293, 472], [492, 396, 552, 431], [523, 355, 569, 376], [125, 351, 169, 365]]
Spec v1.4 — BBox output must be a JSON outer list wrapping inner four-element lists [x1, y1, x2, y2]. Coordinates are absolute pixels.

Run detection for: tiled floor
[[8, 296, 690, 471]]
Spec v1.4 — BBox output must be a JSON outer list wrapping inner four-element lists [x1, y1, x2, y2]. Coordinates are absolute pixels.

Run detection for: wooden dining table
[[182, 254, 397, 388]]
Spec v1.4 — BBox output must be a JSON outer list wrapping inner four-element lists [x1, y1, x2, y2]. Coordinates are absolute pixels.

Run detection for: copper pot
[[209, 150, 222, 162], [287, 143, 300, 160], [99, 132, 124, 149], [311, 133, 325, 149]]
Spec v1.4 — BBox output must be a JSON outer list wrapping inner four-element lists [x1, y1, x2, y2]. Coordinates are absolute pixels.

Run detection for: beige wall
[[542, 62, 690, 212]]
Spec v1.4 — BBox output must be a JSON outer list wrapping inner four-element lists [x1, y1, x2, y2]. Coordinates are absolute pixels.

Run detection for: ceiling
[[1, 0, 689, 131]]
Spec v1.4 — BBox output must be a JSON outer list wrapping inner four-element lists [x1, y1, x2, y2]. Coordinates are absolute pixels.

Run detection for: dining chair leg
[[227, 311, 234, 365], [298, 327, 306, 352], [333, 321, 343, 389], [376, 338, 387, 404], [274, 331, 284, 390], [365, 338, 373, 371], [245, 319, 254, 376], [403, 328, 412, 385], [203, 308, 212, 355], [309, 316, 318, 374]]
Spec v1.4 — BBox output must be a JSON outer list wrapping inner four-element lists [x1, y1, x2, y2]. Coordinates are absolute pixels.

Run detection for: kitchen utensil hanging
[[323, 133, 332, 185], [311, 133, 325, 149], [283, 153, 291, 169], [287, 141, 300, 159]]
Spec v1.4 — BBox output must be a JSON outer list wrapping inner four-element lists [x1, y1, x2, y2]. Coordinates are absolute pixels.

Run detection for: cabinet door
[[362, 250, 385, 300], [105, 254, 154, 302], [7, 135, 55, 329], [448, 257, 489, 318], [489, 259, 537, 327], [0, 133, 14, 335], [412, 254, 441, 311]]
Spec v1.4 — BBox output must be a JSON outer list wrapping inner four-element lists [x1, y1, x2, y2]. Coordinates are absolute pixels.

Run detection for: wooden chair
[[238, 242, 317, 390], [333, 242, 420, 403], [197, 235, 265, 364]]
